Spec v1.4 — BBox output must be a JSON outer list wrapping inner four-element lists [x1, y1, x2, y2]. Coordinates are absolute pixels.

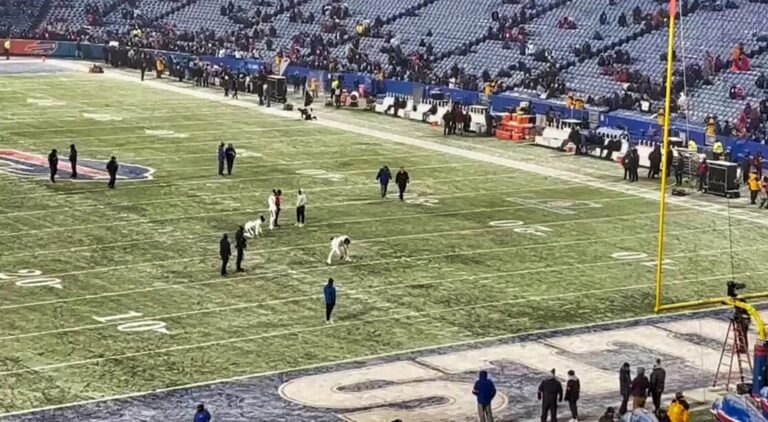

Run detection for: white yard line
[[0, 172, 530, 217], [0, 264, 752, 377], [0, 183, 585, 235], [3, 196, 642, 257], [0, 162, 481, 200], [0, 220, 749, 310], [0, 248, 753, 341]]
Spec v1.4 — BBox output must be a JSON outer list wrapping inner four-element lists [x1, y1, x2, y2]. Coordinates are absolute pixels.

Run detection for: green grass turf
[[1, 73, 767, 414]]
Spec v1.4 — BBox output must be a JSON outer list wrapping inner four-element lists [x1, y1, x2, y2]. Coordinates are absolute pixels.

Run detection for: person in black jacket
[[619, 362, 631, 415], [217, 142, 226, 176], [220, 234, 231, 276], [225, 143, 237, 175], [395, 167, 409, 201], [649, 359, 666, 412], [648, 145, 661, 179], [565, 369, 580, 422], [235, 226, 246, 272], [48, 149, 58, 183], [630, 366, 650, 410], [538, 368, 563, 422], [628, 148, 640, 182], [106, 156, 119, 189], [68, 144, 78, 178]]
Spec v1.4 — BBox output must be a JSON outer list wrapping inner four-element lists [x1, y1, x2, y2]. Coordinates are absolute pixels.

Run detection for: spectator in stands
[[667, 392, 690, 422], [632, 6, 643, 24], [617, 12, 628, 27], [599, 11, 607, 25], [619, 362, 631, 414], [194, 404, 211, 422], [757, 72, 768, 90], [472, 370, 496, 422]]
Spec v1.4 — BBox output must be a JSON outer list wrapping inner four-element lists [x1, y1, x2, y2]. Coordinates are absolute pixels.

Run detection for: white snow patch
[[27, 98, 65, 106], [143, 129, 188, 138], [83, 113, 123, 121]]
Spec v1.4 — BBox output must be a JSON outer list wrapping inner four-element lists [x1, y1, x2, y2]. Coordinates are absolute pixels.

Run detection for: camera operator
[[728, 281, 750, 351]]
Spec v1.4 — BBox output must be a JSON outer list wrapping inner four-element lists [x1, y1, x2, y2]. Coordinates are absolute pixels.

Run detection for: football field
[[1, 62, 768, 420]]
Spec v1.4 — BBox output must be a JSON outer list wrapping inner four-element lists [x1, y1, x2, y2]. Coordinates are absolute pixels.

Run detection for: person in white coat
[[327, 235, 351, 265], [268, 190, 278, 230]]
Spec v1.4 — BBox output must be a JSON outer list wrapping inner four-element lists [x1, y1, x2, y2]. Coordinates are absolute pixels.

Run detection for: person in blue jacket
[[194, 403, 211, 422], [473, 370, 497, 422], [324, 277, 336, 324], [217, 142, 226, 176], [376, 165, 392, 199]]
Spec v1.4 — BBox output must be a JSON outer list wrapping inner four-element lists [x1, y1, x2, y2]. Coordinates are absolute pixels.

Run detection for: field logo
[[0, 149, 154, 181]]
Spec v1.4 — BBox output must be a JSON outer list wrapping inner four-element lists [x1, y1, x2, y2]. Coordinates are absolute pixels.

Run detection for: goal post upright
[[654, 0, 678, 313]]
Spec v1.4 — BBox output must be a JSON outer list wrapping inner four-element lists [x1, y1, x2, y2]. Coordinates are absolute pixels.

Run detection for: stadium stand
[[8, 0, 768, 137]]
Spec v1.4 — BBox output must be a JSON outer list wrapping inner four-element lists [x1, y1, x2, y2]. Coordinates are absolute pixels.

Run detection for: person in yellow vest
[[331, 78, 341, 108], [3, 38, 10, 60], [565, 94, 574, 109], [484, 82, 493, 97], [749, 172, 761, 204], [712, 140, 724, 161], [574, 98, 584, 110], [667, 392, 689, 422], [687, 139, 697, 153], [657, 109, 665, 126]]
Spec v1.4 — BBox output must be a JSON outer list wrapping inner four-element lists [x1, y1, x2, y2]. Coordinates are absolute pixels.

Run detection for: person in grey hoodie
[[649, 359, 666, 412], [619, 362, 631, 415], [564, 369, 580, 422]]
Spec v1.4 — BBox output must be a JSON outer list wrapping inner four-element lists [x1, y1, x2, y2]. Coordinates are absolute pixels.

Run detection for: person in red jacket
[[697, 158, 709, 192]]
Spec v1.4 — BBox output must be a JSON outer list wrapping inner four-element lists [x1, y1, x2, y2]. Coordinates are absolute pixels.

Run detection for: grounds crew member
[[376, 165, 391, 198], [472, 370, 496, 422], [48, 149, 58, 183], [649, 358, 666, 412], [235, 225, 246, 272], [667, 392, 689, 422], [565, 369, 580, 422], [749, 172, 761, 204], [537, 368, 563, 422], [3, 38, 9, 60], [712, 139, 724, 161], [395, 167, 410, 201], [324, 277, 336, 323], [219, 234, 231, 276], [687, 139, 697, 153], [225, 143, 236, 175], [217, 142, 225, 175], [68, 144, 78, 178], [106, 156, 119, 189]]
